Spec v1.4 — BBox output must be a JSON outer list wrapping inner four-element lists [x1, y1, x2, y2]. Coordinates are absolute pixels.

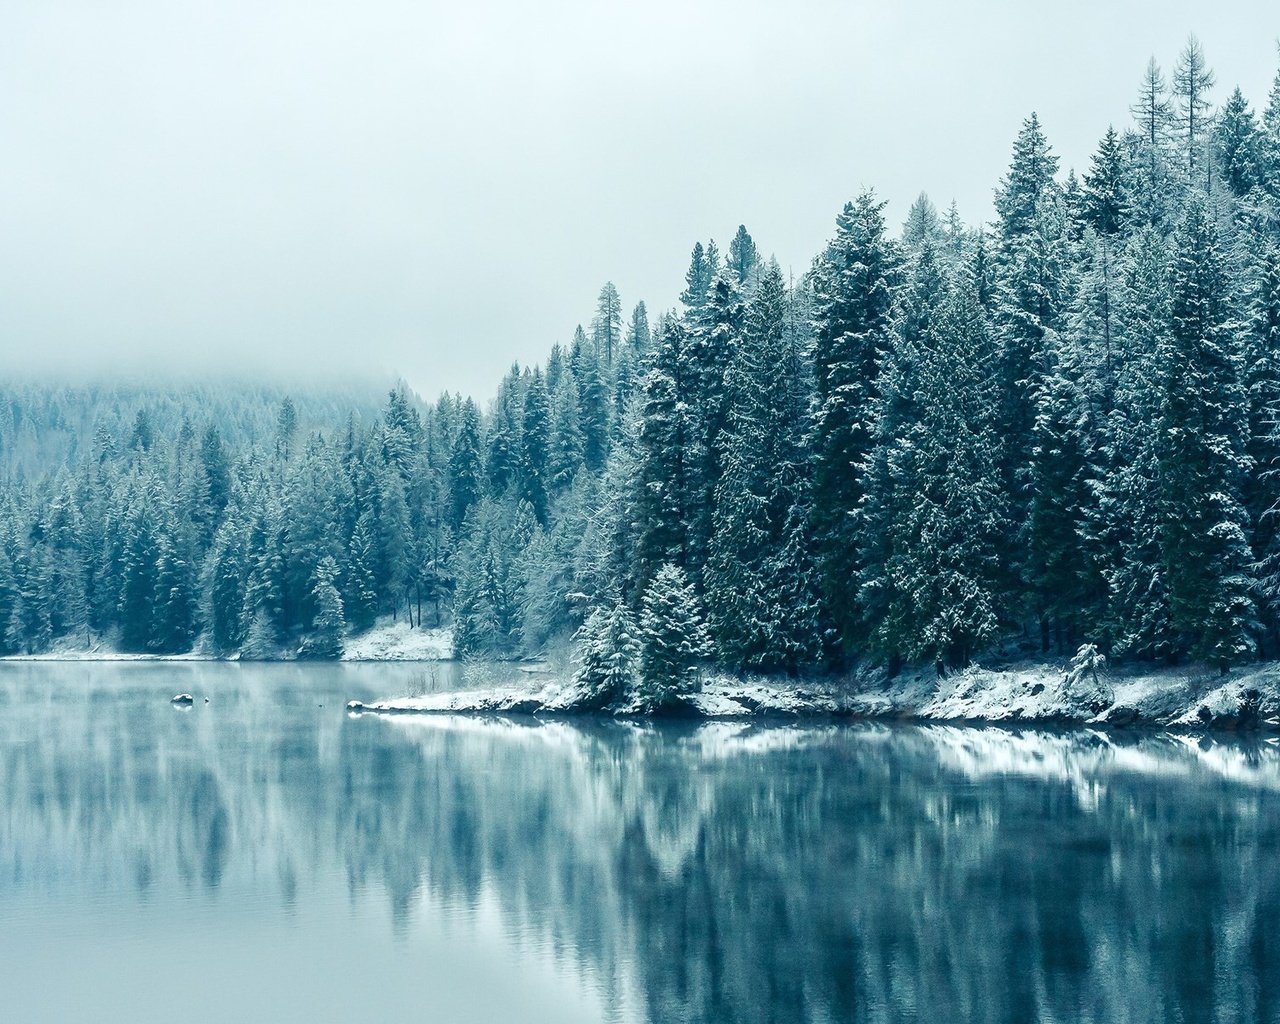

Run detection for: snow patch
[[340, 620, 453, 662]]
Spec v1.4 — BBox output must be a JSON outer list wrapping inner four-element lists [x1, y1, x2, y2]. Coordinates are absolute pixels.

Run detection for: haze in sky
[[1, 1, 1276, 400]]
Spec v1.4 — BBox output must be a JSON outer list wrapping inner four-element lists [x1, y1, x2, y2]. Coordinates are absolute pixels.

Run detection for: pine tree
[[626, 302, 651, 361], [809, 191, 896, 655], [518, 369, 551, 522], [591, 282, 623, 365], [275, 397, 299, 461], [1251, 248, 1280, 643], [1215, 86, 1260, 197], [727, 225, 759, 286], [858, 290, 1007, 672], [547, 369, 585, 491], [902, 193, 944, 252], [705, 262, 821, 674], [448, 399, 484, 530], [118, 490, 160, 652], [345, 507, 380, 631], [631, 351, 702, 592], [1157, 198, 1255, 668], [1263, 57, 1280, 196], [1096, 229, 1176, 661], [299, 555, 345, 659], [637, 563, 712, 708], [994, 113, 1059, 239], [1172, 35, 1216, 182], [680, 242, 715, 311], [571, 601, 641, 708], [203, 515, 248, 654], [1128, 58, 1176, 226], [150, 530, 197, 653], [574, 343, 611, 473], [1083, 127, 1129, 236]]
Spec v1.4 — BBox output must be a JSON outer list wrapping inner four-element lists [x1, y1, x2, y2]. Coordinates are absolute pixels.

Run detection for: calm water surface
[[2, 661, 1279, 1023]]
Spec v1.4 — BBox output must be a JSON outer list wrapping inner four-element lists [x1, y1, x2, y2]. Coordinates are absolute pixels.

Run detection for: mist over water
[[2, 662, 1278, 1024]]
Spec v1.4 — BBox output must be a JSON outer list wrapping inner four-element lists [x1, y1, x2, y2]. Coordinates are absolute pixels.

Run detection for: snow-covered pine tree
[[203, 514, 249, 654], [447, 399, 484, 530], [1215, 87, 1260, 198], [1083, 127, 1130, 237], [1157, 198, 1256, 669], [858, 288, 1007, 673], [518, 368, 551, 523], [727, 225, 759, 288], [637, 563, 712, 708], [705, 261, 821, 675], [1262, 57, 1280, 197], [299, 555, 345, 660], [591, 282, 623, 365], [809, 190, 896, 656], [631, 324, 704, 594], [150, 530, 197, 653], [571, 601, 641, 708], [1094, 229, 1176, 660], [1244, 244, 1280, 647]]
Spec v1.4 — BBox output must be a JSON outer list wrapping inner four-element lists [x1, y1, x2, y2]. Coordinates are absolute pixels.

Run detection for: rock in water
[[171, 693, 194, 705]]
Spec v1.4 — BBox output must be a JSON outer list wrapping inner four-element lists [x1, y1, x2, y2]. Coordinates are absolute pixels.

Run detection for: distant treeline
[[3, 37, 1280, 677]]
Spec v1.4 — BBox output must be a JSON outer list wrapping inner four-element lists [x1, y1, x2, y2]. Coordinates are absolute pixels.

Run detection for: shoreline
[[347, 660, 1280, 733]]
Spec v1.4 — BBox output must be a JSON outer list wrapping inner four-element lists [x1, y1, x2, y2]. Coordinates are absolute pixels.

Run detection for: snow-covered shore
[[348, 659, 1280, 732], [0, 621, 455, 663]]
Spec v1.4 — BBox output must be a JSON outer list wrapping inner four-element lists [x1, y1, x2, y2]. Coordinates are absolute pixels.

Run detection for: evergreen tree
[[299, 556, 345, 659], [448, 399, 484, 530], [858, 291, 1007, 672], [994, 113, 1059, 239], [706, 262, 821, 674], [204, 515, 249, 654], [809, 191, 896, 655], [1215, 86, 1260, 197], [151, 530, 197, 653], [591, 282, 623, 365], [345, 508, 380, 631], [626, 302, 651, 360], [1128, 58, 1176, 226], [1172, 35, 1216, 182], [637, 563, 712, 708], [1156, 199, 1255, 668], [518, 369, 551, 522], [571, 601, 641, 708], [1263, 58, 1280, 196], [1083, 127, 1129, 236], [727, 225, 759, 286]]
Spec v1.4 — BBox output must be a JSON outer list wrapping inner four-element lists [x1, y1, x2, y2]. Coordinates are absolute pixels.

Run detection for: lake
[[1, 661, 1278, 1023]]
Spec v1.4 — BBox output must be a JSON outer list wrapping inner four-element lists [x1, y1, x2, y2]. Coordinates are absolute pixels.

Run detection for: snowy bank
[[348, 659, 1280, 731], [339, 621, 453, 661]]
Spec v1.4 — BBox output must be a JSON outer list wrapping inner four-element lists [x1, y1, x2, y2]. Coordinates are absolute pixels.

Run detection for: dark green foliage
[[1155, 200, 1256, 668], [809, 191, 896, 657]]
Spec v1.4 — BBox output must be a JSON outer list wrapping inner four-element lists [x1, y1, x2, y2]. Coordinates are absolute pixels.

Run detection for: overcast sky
[[1, 2, 1276, 401]]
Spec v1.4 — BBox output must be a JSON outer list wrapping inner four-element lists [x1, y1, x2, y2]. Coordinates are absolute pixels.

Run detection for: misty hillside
[[1, 37, 1279, 689], [0, 377, 397, 483]]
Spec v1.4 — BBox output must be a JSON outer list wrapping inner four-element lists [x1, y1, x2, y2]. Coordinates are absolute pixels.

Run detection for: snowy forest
[[3, 37, 1280, 681]]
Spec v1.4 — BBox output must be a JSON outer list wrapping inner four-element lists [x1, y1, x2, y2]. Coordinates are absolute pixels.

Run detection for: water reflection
[[1, 662, 1279, 1024]]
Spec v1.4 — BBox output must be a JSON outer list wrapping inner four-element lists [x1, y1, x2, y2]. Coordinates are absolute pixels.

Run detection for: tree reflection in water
[[1, 662, 1278, 1024]]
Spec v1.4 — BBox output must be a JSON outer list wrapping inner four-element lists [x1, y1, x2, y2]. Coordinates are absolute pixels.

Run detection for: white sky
[[1, 1, 1276, 400]]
